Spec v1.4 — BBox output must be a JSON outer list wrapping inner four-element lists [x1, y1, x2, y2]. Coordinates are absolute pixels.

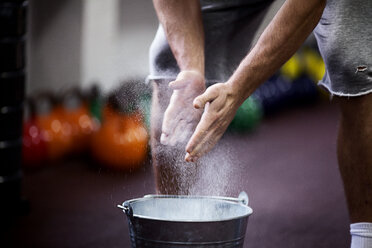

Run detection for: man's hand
[[161, 70, 206, 146], [185, 82, 242, 162]]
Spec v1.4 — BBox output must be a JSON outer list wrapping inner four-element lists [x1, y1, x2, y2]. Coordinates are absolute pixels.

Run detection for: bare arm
[[226, 0, 326, 103], [153, 0, 204, 74], [153, 0, 206, 146], [186, 0, 327, 161]]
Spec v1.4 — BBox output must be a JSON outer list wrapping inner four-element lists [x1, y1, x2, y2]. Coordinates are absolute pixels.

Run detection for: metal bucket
[[118, 192, 252, 248]]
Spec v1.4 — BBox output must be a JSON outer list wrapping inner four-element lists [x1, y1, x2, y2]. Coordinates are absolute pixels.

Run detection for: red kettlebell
[[22, 98, 48, 167], [34, 93, 74, 161]]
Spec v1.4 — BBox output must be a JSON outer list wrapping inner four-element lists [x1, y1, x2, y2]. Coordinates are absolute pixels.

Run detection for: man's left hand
[[185, 82, 242, 162]]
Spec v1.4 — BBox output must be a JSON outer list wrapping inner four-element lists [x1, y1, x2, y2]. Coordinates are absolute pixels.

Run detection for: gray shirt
[[149, 0, 372, 96], [148, 0, 274, 84]]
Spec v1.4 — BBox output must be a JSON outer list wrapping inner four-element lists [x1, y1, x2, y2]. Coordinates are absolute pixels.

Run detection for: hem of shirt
[[146, 75, 223, 86], [318, 81, 372, 97], [145, 75, 177, 84]]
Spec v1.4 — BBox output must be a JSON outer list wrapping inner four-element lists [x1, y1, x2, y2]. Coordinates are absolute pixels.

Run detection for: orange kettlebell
[[91, 94, 148, 170], [60, 88, 98, 154]]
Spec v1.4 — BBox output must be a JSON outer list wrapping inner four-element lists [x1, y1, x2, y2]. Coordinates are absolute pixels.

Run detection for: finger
[[168, 79, 189, 90], [186, 126, 221, 162], [160, 116, 176, 145], [187, 127, 212, 157], [185, 152, 200, 163], [193, 87, 219, 109], [186, 101, 224, 159], [191, 135, 215, 159], [185, 153, 192, 162], [208, 92, 226, 112], [186, 102, 212, 153], [168, 119, 187, 146], [185, 152, 198, 163], [160, 133, 169, 145], [161, 102, 182, 136]]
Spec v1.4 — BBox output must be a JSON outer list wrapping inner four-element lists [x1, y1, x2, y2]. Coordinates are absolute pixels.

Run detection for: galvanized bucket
[[118, 192, 252, 248]]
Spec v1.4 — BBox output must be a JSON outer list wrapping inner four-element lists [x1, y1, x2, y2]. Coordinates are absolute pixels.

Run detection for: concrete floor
[[3, 101, 350, 248]]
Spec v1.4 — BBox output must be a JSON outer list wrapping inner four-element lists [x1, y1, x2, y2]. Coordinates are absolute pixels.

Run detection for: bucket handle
[[117, 201, 133, 219], [143, 191, 249, 206], [238, 191, 249, 206]]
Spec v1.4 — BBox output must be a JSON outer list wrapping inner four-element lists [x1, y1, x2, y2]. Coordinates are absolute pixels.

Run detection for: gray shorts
[[314, 0, 372, 97]]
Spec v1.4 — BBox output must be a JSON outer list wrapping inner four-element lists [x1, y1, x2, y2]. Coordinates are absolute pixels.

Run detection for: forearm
[[153, 0, 205, 74], [228, 0, 326, 104]]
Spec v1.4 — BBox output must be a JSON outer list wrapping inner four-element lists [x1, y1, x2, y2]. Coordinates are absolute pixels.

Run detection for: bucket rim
[[119, 194, 253, 222]]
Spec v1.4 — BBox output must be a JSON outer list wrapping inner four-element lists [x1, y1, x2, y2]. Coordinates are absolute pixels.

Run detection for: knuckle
[[208, 87, 218, 95]]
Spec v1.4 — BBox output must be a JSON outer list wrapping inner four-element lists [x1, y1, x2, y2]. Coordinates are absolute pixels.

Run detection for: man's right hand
[[161, 70, 206, 147]]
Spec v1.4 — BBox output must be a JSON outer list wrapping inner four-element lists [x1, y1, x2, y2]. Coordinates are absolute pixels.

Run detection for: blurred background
[[26, 0, 157, 94], [1, 0, 350, 247]]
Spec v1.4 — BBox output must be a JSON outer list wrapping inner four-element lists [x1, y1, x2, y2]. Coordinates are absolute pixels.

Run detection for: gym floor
[[3, 101, 350, 248]]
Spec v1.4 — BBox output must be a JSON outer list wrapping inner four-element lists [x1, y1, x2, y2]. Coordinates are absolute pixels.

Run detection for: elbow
[[304, 0, 326, 25], [314, 0, 326, 25], [314, 0, 327, 16]]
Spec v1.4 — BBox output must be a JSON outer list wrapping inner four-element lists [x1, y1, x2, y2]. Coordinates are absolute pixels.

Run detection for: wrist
[[226, 80, 248, 106], [178, 54, 204, 76], [179, 69, 204, 78], [177, 70, 205, 84], [226, 62, 263, 104]]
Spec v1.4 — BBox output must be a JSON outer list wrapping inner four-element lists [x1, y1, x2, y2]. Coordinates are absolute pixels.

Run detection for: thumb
[[193, 87, 219, 109], [168, 79, 189, 90]]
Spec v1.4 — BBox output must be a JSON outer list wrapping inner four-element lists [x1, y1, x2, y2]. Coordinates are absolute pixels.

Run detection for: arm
[[153, 0, 206, 146], [153, 0, 204, 74], [185, 0, 326, 162], [227, 0, 326, 101]]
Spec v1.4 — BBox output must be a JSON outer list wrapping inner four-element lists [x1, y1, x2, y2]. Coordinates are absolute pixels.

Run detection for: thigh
[[337, 93, 372, 126]]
